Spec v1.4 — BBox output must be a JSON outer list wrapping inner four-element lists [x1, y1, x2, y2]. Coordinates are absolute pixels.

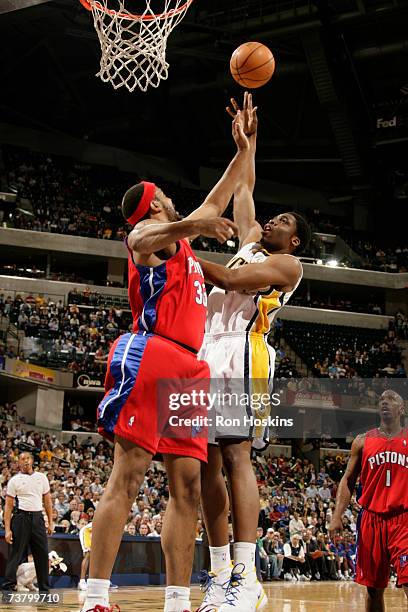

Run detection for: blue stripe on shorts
[[97, 332, 149, 435]]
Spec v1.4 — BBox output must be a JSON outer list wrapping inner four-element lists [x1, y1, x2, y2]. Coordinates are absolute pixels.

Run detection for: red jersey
[[358, 427, 408, 515], [126, 239, 207, 353]]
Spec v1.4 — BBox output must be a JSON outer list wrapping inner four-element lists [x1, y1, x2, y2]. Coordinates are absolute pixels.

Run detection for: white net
[[83, 0, 194, 93]]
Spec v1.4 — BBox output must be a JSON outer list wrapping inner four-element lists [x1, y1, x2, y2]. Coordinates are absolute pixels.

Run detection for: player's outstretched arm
[[183, 113, 250, 232], [197, 253, 301, 292], [329, 435, 365, 535], [228, 92, 263, 247], [128, 217, 238, 257]]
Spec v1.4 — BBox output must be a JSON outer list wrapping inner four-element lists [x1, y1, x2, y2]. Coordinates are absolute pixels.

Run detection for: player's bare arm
[[183, 112, 250, 235], [329, 434, 365, 535], [228, 92, 263, 247], [127, 111, 246, 266], [197, 252, 301, 293], [128, 217, 238, 265]]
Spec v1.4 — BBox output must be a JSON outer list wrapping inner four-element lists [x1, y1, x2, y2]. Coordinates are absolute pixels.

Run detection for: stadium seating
[[281, 320, 405, 378], [2, 144, 407, 270]]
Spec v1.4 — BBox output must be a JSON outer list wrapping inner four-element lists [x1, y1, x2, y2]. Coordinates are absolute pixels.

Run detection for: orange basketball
[[230, 42, 275, 89]]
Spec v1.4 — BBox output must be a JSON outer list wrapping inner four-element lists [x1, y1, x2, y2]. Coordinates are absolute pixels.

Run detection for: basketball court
[[1, 583, 407, 612]]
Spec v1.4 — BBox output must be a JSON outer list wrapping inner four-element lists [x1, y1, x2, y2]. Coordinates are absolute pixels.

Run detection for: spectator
[[138, 524, 150, 537], [283, 534, 307, 581], [55, 493, 69, 519], [318, 482, 331, 502], [289, 511, 305, 537], [256, 527, 269, 580], [148, 521, 162, 538]]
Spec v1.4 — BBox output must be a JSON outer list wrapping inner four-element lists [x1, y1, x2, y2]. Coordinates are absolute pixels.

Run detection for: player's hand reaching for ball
[[328, 516, 343, 538], [227, 91, 258, 138], [197, 217, 238, 243]]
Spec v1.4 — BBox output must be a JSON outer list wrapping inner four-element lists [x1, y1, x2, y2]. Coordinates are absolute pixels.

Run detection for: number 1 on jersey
[[386, 469, 391, 487]]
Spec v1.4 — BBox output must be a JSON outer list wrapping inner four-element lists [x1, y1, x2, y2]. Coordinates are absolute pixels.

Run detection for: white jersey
[[6, 471, 50, 512], [205, 242, 303, 336], [200, 242, 302, 449]]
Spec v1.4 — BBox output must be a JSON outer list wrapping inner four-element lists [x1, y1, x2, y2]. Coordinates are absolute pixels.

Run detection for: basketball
[[230, 42, 275, 89]]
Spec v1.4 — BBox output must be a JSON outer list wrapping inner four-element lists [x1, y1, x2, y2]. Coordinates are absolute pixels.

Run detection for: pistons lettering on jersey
[[188, 257, 204, 277], [368, 451, 408, 469]]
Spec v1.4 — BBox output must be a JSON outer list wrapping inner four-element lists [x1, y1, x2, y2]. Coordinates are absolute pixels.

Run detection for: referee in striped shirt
[[2, 452, 53, 593]]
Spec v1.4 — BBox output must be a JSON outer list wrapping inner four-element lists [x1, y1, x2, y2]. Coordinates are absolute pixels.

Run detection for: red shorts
[[97, 332, 210, 462], [356, 509, 408, 588]]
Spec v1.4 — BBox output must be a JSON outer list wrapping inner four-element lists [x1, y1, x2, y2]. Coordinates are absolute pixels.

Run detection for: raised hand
[[227, 91, 258, 137]]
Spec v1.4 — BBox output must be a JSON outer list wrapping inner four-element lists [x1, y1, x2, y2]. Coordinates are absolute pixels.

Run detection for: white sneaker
[[284, 573, 292, 581], [217, 563, 268, 611], [78, 579, 88, 591], [196, 566, 232, 611]]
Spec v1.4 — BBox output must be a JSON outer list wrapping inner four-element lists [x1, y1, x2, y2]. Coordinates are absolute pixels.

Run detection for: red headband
[[127, 181, 157, 226]]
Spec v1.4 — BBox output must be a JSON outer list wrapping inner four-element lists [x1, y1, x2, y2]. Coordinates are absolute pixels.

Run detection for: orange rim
[[78, 0, 194, 21]]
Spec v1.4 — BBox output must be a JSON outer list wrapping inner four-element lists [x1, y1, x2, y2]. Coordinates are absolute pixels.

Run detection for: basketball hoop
[[79, 0, 194, 92]]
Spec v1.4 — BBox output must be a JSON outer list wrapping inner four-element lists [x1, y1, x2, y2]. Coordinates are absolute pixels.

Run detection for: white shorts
[[199, 331, 276, 449]]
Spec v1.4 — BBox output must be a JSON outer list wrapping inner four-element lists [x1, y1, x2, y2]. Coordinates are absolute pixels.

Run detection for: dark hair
[[122, 183, 148, 222], [288, 212, 312, 255]]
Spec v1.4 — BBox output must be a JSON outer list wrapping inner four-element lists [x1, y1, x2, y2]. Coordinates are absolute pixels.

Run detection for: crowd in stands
[[0, 290, 132, 374], [352, 241, 408, 274], [274, 354, 300, 379], [0, 145, 208, 245], [394, 310, 408, 340], [0, 403, 20, 422], [306, 210, 408, 273], [68, 288, 128, 310], [281, 319, 407, 379], [2, 144, 408, 272], [0, 262, 123, 289], [254, 454, 359, 581], [1, 289, 406, 394], [290, 293, 385, 316], [0, 412, 361, 582], [1, 146, 128, 241]]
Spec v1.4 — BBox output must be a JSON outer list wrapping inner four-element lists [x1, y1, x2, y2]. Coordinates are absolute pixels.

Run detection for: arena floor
[[6, 583, 406, 612]]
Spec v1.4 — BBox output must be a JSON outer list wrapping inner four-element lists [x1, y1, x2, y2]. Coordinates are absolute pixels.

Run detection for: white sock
[[164, 586, 191, 612], [233, 542, 256, 572], [82, 578, 110, 609], [209, 545, 231, 573]]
